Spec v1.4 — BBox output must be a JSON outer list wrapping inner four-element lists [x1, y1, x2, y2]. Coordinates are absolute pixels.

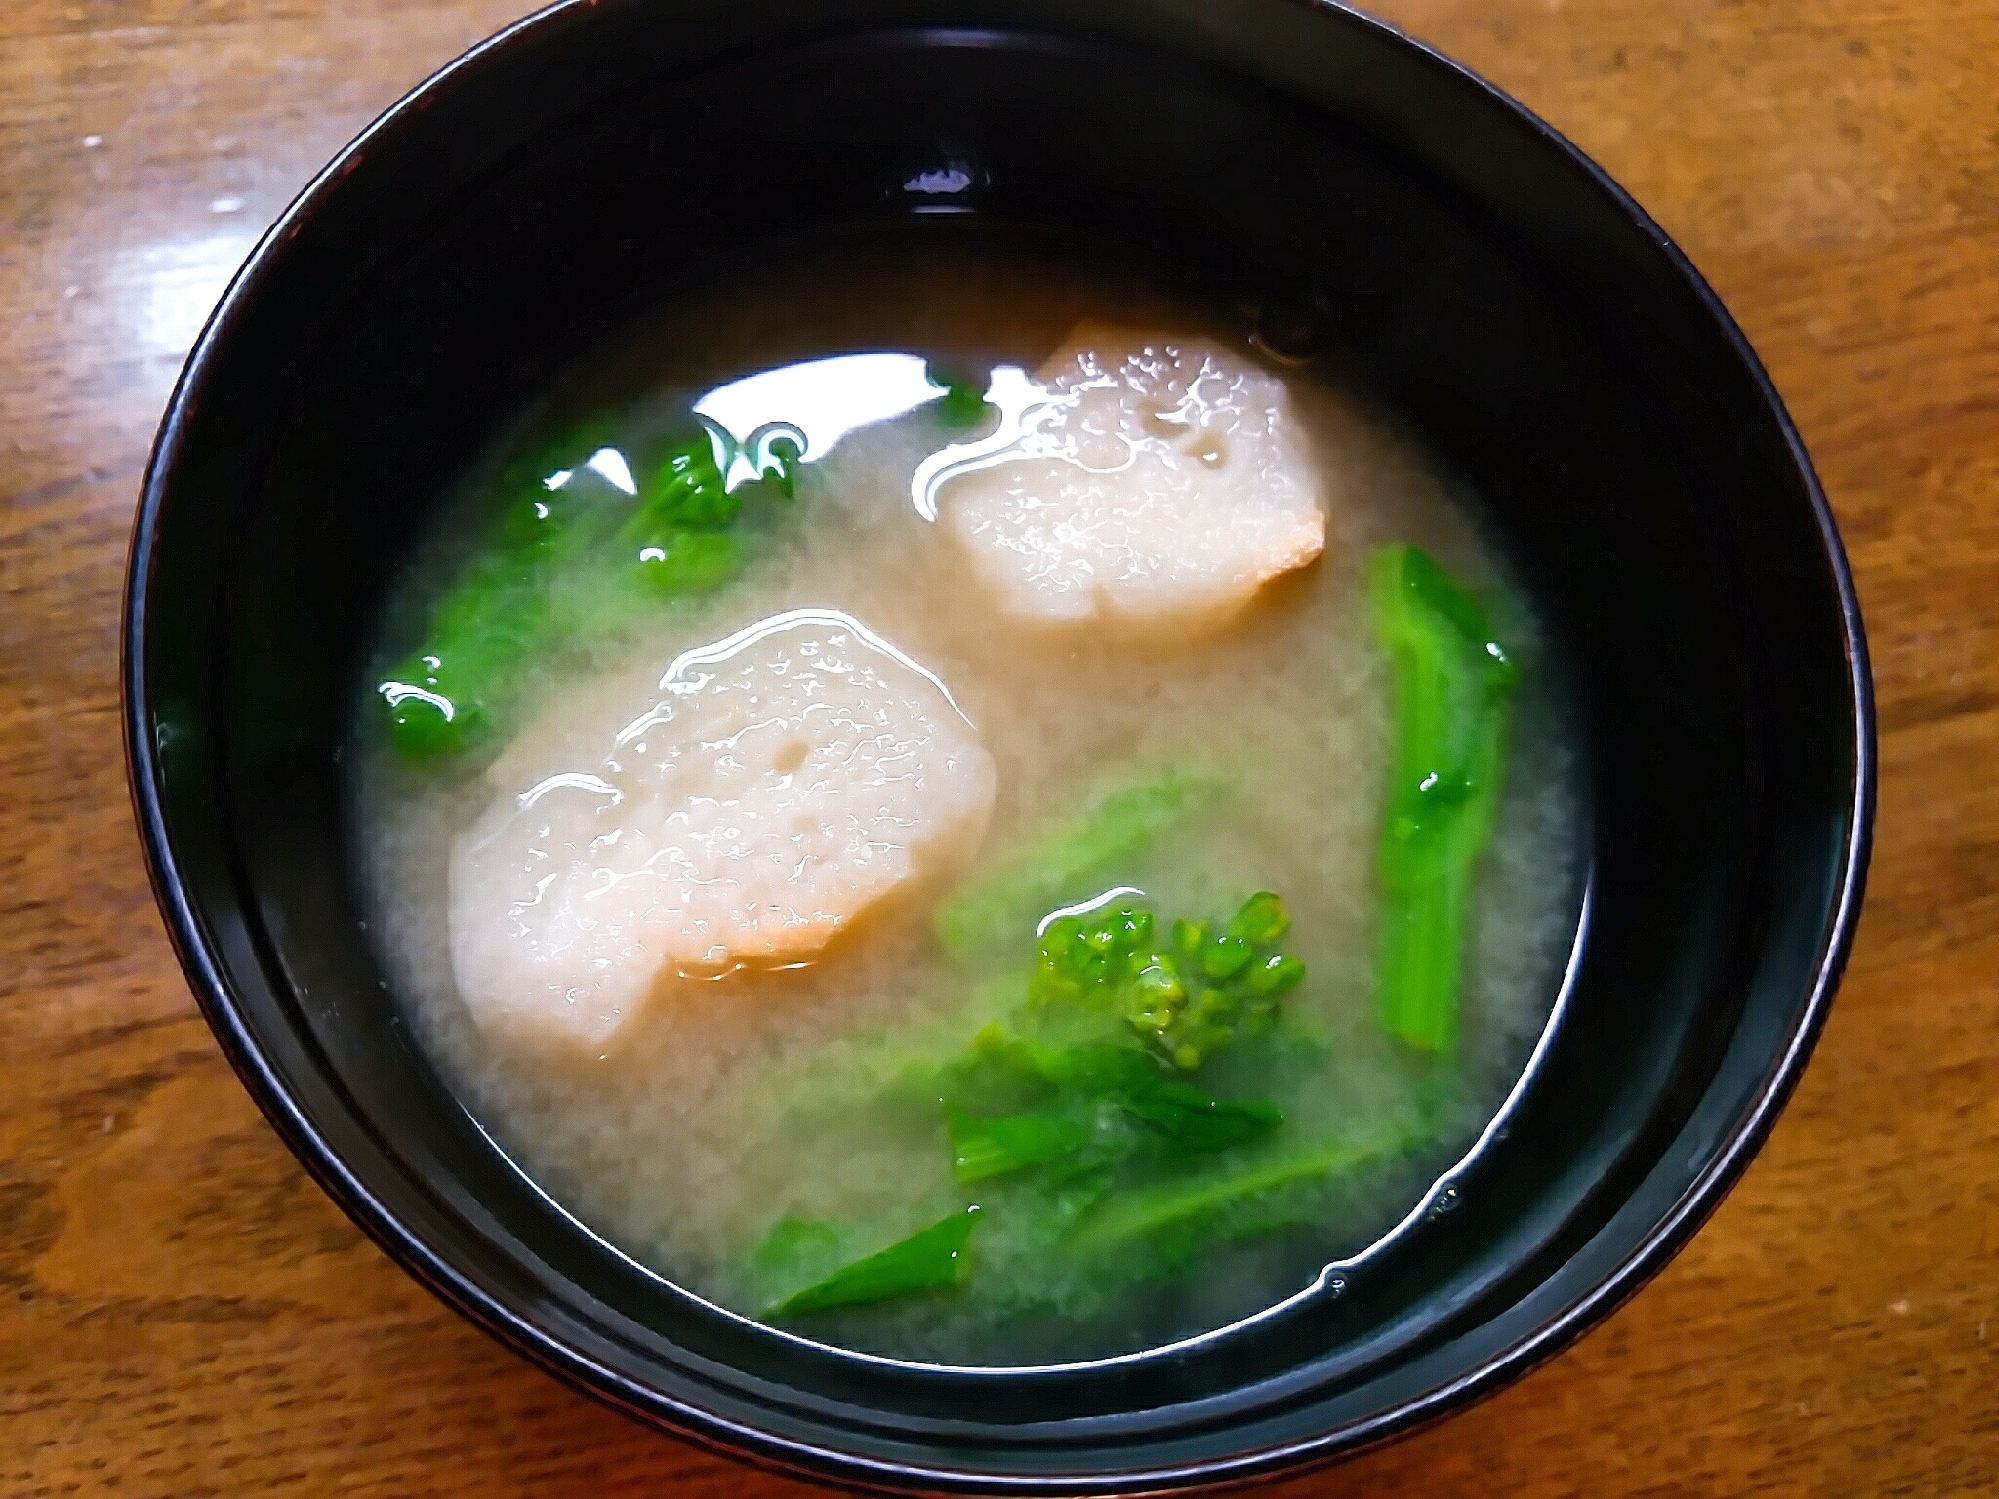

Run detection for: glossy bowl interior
[[125, 0, 1872, 1491]]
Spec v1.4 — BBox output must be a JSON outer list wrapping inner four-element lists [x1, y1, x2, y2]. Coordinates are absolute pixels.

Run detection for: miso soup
[[348, 228, 1586, 1366]]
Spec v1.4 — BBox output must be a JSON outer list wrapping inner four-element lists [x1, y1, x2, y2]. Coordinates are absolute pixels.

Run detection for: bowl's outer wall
[[127, 0, 1871, 1491]]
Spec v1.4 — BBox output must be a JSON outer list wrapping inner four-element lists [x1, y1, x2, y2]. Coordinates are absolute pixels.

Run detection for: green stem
[[1367, 544, 1516, 1055], [1377, 861, 1470, 1055]]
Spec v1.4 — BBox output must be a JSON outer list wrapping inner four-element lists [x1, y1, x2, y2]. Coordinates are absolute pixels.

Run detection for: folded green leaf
[[767, 1206, 983, 1319]]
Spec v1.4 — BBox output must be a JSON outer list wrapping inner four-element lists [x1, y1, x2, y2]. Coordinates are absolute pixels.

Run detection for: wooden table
[[4, 1, 1993, 1492]]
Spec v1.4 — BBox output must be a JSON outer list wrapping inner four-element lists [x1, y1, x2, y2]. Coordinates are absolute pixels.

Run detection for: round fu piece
[[447, 609, 997, 1049], [941, 324, 1326, 630]]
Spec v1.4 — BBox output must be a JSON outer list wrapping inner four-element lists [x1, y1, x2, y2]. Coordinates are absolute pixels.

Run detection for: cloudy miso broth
[[348, 230, 1586, 1365]]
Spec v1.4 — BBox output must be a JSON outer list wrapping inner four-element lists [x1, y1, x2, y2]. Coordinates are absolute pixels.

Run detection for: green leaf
[[746, 1216, 849, 1307], [970, 1037, 1282, 1157], [928, 365, 993, 430], [767, 1206, 983, 1319], [759, 434, 801, 499], [1114, 1078, 1283, 1154], [1020, 1038, 1159, 1098], [945, 1103, 1089, 1183], [1032, 1160, 1117, 1236], [1069, 1137, 1402, 1258], [382, 421, 806, 765], [932, 768, 1225, 959], [642, 436, 739, 530], [634, 530, 741, 594]]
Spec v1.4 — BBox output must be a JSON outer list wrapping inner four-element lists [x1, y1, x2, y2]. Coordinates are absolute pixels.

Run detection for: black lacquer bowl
[[123, 1, 1873, 1491]]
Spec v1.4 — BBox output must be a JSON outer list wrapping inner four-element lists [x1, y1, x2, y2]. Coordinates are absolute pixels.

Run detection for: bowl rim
[[122, 0, 1876, 1490]]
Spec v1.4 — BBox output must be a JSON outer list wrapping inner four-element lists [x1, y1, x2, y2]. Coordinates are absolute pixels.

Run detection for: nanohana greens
[[1369, 543, 1520, 1055], [349, 239, 1583, 1364], [756, 1207, 983, 1320], [720, 555, 1522, 1325], [932, 767, 1227, 961], [378, 357, 1005, 762], [377, 424, 800, 760], [740, 891, 1420, 1322]]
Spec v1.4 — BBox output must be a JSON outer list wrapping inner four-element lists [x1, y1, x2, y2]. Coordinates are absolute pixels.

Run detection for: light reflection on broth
[[348, 230, 1586, 1365]]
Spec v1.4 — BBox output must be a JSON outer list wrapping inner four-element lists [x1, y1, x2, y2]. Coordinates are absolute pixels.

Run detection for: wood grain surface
[[2, 1, 1993, 1493]]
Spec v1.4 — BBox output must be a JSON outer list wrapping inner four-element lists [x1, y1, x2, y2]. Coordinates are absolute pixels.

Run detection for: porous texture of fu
[[944, 324, 1326, 628], [447, 609, 997, 1048]]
